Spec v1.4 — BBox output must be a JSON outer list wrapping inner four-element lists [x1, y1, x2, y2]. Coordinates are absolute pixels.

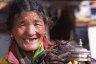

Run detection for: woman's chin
[[22, 43, 40, 51]]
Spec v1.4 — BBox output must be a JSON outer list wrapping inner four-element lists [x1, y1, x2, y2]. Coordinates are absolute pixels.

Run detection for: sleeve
[[0, 56, 8, 64]]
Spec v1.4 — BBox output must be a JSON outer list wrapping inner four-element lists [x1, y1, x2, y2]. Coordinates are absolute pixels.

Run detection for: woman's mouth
[[23, 38, 38, 44]]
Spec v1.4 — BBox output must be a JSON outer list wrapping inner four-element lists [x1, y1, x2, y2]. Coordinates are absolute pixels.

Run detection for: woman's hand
[[44, 45, 73, 64]]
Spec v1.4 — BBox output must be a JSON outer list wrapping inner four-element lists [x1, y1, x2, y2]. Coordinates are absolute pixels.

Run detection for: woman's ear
[[45, 26, 50, 40], [10, 32, 14, 41]]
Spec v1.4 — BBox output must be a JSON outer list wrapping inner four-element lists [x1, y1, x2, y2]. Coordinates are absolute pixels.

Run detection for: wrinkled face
[[12, 11, 46, 51]]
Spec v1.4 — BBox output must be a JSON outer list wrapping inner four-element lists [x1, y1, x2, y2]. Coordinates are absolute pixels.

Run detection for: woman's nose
[[26, 25, 36, 36]]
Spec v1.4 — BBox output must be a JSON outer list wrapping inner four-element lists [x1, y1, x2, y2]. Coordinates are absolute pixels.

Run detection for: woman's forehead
[[15, 11, 44, 21]]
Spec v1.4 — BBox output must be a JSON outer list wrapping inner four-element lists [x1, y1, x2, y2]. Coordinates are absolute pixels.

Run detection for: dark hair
[[6, 0, 48, 31], [50, 9, 75, 40]]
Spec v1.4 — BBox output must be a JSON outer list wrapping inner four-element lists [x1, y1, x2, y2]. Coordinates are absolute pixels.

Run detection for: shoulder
[[0, 56, 8, 64]]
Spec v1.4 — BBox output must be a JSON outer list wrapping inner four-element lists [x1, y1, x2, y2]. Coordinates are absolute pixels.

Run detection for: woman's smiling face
[[12, 11, 46, 51]]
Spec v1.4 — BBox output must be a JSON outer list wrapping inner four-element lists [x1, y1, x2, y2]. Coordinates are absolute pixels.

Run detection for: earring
[[10, 33, 14, 41]]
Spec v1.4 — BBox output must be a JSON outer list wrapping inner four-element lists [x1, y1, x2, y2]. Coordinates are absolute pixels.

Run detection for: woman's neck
[[18, 46, 34, 60], [23, 51, 34, 60]]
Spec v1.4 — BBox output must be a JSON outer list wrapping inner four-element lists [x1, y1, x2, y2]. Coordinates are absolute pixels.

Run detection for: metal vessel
[[70, 39, 91, 61]]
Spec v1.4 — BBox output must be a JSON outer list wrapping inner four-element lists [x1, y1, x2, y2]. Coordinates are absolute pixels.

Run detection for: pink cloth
[[7, 42, 20, 64], [43, 38, 52, 49]]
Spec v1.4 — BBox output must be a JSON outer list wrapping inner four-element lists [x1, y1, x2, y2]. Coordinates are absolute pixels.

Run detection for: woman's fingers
[[58, 52, 71, 58]]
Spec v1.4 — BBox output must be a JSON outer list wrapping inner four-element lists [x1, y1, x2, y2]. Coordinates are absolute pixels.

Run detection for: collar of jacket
[[7, 38, 52, 64]]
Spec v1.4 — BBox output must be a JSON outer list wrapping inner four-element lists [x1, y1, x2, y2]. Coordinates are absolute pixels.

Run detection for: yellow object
[[68, 60, 78, 64], [0, 56, 8, 64]]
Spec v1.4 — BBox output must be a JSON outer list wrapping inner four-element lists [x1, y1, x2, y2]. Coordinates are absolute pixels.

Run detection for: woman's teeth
[[25, 39, 29, 43], [24, 38, 37, 43]]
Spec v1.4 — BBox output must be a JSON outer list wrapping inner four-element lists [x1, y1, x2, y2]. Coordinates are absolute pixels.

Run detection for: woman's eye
[[20, 23, 25, 26], [19, 21, 25, 26], [35, 23, 41, 26], [35, 22, 44, 27], [34, 20, 43, 26]]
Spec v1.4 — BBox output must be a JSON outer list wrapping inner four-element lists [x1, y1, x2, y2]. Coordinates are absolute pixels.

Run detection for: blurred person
[[49, 7, 78, 64], [49, 6, 90, 64], [0, 1, 12, 57]]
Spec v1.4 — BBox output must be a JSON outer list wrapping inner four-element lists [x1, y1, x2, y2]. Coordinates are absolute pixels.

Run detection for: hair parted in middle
[[6, 0, 51, 31]]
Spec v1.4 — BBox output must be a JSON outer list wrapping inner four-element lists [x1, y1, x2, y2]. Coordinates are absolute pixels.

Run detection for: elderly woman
[[0, 0, 80, 64], [0, 0, 52, 64]]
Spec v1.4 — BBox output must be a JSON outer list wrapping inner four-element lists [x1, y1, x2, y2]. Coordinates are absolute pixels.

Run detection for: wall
[[0, 32, 10, 57]]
